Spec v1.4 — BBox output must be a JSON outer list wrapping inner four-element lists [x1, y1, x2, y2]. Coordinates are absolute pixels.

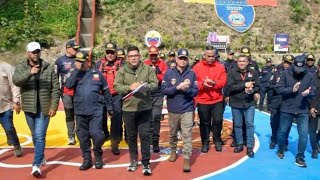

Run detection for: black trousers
[[150, 96, 163, 143], [198, 102, 224, 144], [123, 109, 152, 166], [76, 114, 105, 160], [309, 115, 320, 151]]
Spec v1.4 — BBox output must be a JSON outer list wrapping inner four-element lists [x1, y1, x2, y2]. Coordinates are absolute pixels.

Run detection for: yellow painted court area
[[0, 112, 122, 148]]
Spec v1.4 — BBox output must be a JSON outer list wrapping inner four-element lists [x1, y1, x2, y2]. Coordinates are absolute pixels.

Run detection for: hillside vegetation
[[95, 0, 320, 56], [1, 0, 320, 64]]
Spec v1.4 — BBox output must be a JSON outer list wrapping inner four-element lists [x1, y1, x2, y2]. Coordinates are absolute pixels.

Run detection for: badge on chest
[[93, 74, 100, 81]]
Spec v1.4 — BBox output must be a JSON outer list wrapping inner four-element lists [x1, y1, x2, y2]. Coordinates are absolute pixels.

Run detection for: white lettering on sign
[[276, 38, 287, 42], [226, 6, 243, 11]]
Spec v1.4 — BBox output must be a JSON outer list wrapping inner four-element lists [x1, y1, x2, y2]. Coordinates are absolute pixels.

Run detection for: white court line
[[0, 133, 170, 168], [192, 118, 260, 180]]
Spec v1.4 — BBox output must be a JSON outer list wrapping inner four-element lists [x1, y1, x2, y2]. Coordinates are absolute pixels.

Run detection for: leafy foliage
[[0, 0, 78, 52], [289, 0, 311, 23]]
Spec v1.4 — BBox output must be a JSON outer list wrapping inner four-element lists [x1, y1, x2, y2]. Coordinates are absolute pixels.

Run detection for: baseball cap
[[159, 53, 166, 58], [177, 48, 189, 58], [226, 48, 235, 55], [26, 42, 41, 52], [117, 48, 125, 58], [306, 53, 315, 61], [75, 51, 89, 62], [104, 42, 117, 51], [66, 40, 80, 49], [240, 46, 251, 56], [284, 55, 294, 63], [148, 46, 159, 55], [266, 58, 272, 62], [293, 55, 306, 73], [168, 51, 175, 56]]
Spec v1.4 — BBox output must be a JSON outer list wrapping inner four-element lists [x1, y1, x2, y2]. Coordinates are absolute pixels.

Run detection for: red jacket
[[96, 58, 123, 95], [144, 59, 167, 83], [193, 60, 227, 104]]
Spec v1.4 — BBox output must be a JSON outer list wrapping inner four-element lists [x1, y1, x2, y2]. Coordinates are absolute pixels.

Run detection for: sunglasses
[[106, 51, 115, 55]]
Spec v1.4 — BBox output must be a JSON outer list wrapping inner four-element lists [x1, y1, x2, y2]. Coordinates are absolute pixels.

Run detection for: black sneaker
[[127, 160, 138, 172], [277, 150, 284, 159], [269, 142, 276, 149], [214, 142, 222, 152], [201, 142, 209, 153], [14, 145, 23, 157], [311, 150, 318, 159], [247, 147, 254, 158], [295, 157, 307, 168], [142, 164, 152, 176], [111, 147, 120, 155], [233, 145, 243, 153], [153, 142, 160, 153]]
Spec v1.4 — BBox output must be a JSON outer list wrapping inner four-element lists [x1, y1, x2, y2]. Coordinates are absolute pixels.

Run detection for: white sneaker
[[68, 137, 76, 145], [31, 165, 41, 178], [142, 164, 152, 176]]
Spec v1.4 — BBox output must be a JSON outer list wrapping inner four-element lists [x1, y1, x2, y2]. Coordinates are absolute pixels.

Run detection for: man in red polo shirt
[[193, 45, 227, 153]]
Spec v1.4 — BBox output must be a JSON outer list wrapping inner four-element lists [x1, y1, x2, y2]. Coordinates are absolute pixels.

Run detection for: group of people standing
[[1, 40, 319, 178]]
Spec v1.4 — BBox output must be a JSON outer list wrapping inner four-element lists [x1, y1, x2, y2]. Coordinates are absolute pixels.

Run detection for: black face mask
[[293, 70, 305, 80]]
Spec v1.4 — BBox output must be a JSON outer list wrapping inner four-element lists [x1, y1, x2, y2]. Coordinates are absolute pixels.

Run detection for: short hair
[[205, 45, 215, 51], [127, 45, 140, 54]]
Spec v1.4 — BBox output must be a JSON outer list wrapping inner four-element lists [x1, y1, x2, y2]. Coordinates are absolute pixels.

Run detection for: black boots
[[201, 142, 210, 153], [79, 160, 93, 171], [247, 147, 254, 158], [233, 145, 243, 153]]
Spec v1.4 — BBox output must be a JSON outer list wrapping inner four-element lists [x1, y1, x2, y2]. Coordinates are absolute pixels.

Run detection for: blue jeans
[[25, 111, 50, 166], [231, 106, 255, 148], [0, 109, 20, 146], [277, 112, 308, 158]]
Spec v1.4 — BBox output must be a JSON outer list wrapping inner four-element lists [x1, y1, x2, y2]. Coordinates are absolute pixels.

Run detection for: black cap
[[66, 40, 80, 49], [117, 48, 125, 58], [266, 58, 272, 62], [226, 48, 235, 55], [284, 55, 294, 63], [177, 48, 189, 58], [168, 51, 175, 56], [293, 55, 306, 73], [306, 53, 315, 61], [159, 53, 166, 58], [75, 51, 89, 62], [104, 42, 117, 51], [240, 46, 251, 56]]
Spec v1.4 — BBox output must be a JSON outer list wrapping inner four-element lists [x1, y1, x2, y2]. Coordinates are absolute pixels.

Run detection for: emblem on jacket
[[248, 72, 252, 77], [93, 74, 100, 81], [171, 78, 176, 85], [184, 79, 191, 84]]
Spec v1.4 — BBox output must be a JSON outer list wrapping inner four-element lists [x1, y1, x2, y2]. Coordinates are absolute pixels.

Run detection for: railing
[[76, 0, 96, 65]]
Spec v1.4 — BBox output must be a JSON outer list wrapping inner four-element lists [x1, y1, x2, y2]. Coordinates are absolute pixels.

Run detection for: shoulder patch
[[171, 78, 176, 85]]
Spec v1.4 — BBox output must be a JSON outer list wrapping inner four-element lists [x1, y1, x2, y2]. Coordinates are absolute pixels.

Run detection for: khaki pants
[[169, 112, 193, 159]]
